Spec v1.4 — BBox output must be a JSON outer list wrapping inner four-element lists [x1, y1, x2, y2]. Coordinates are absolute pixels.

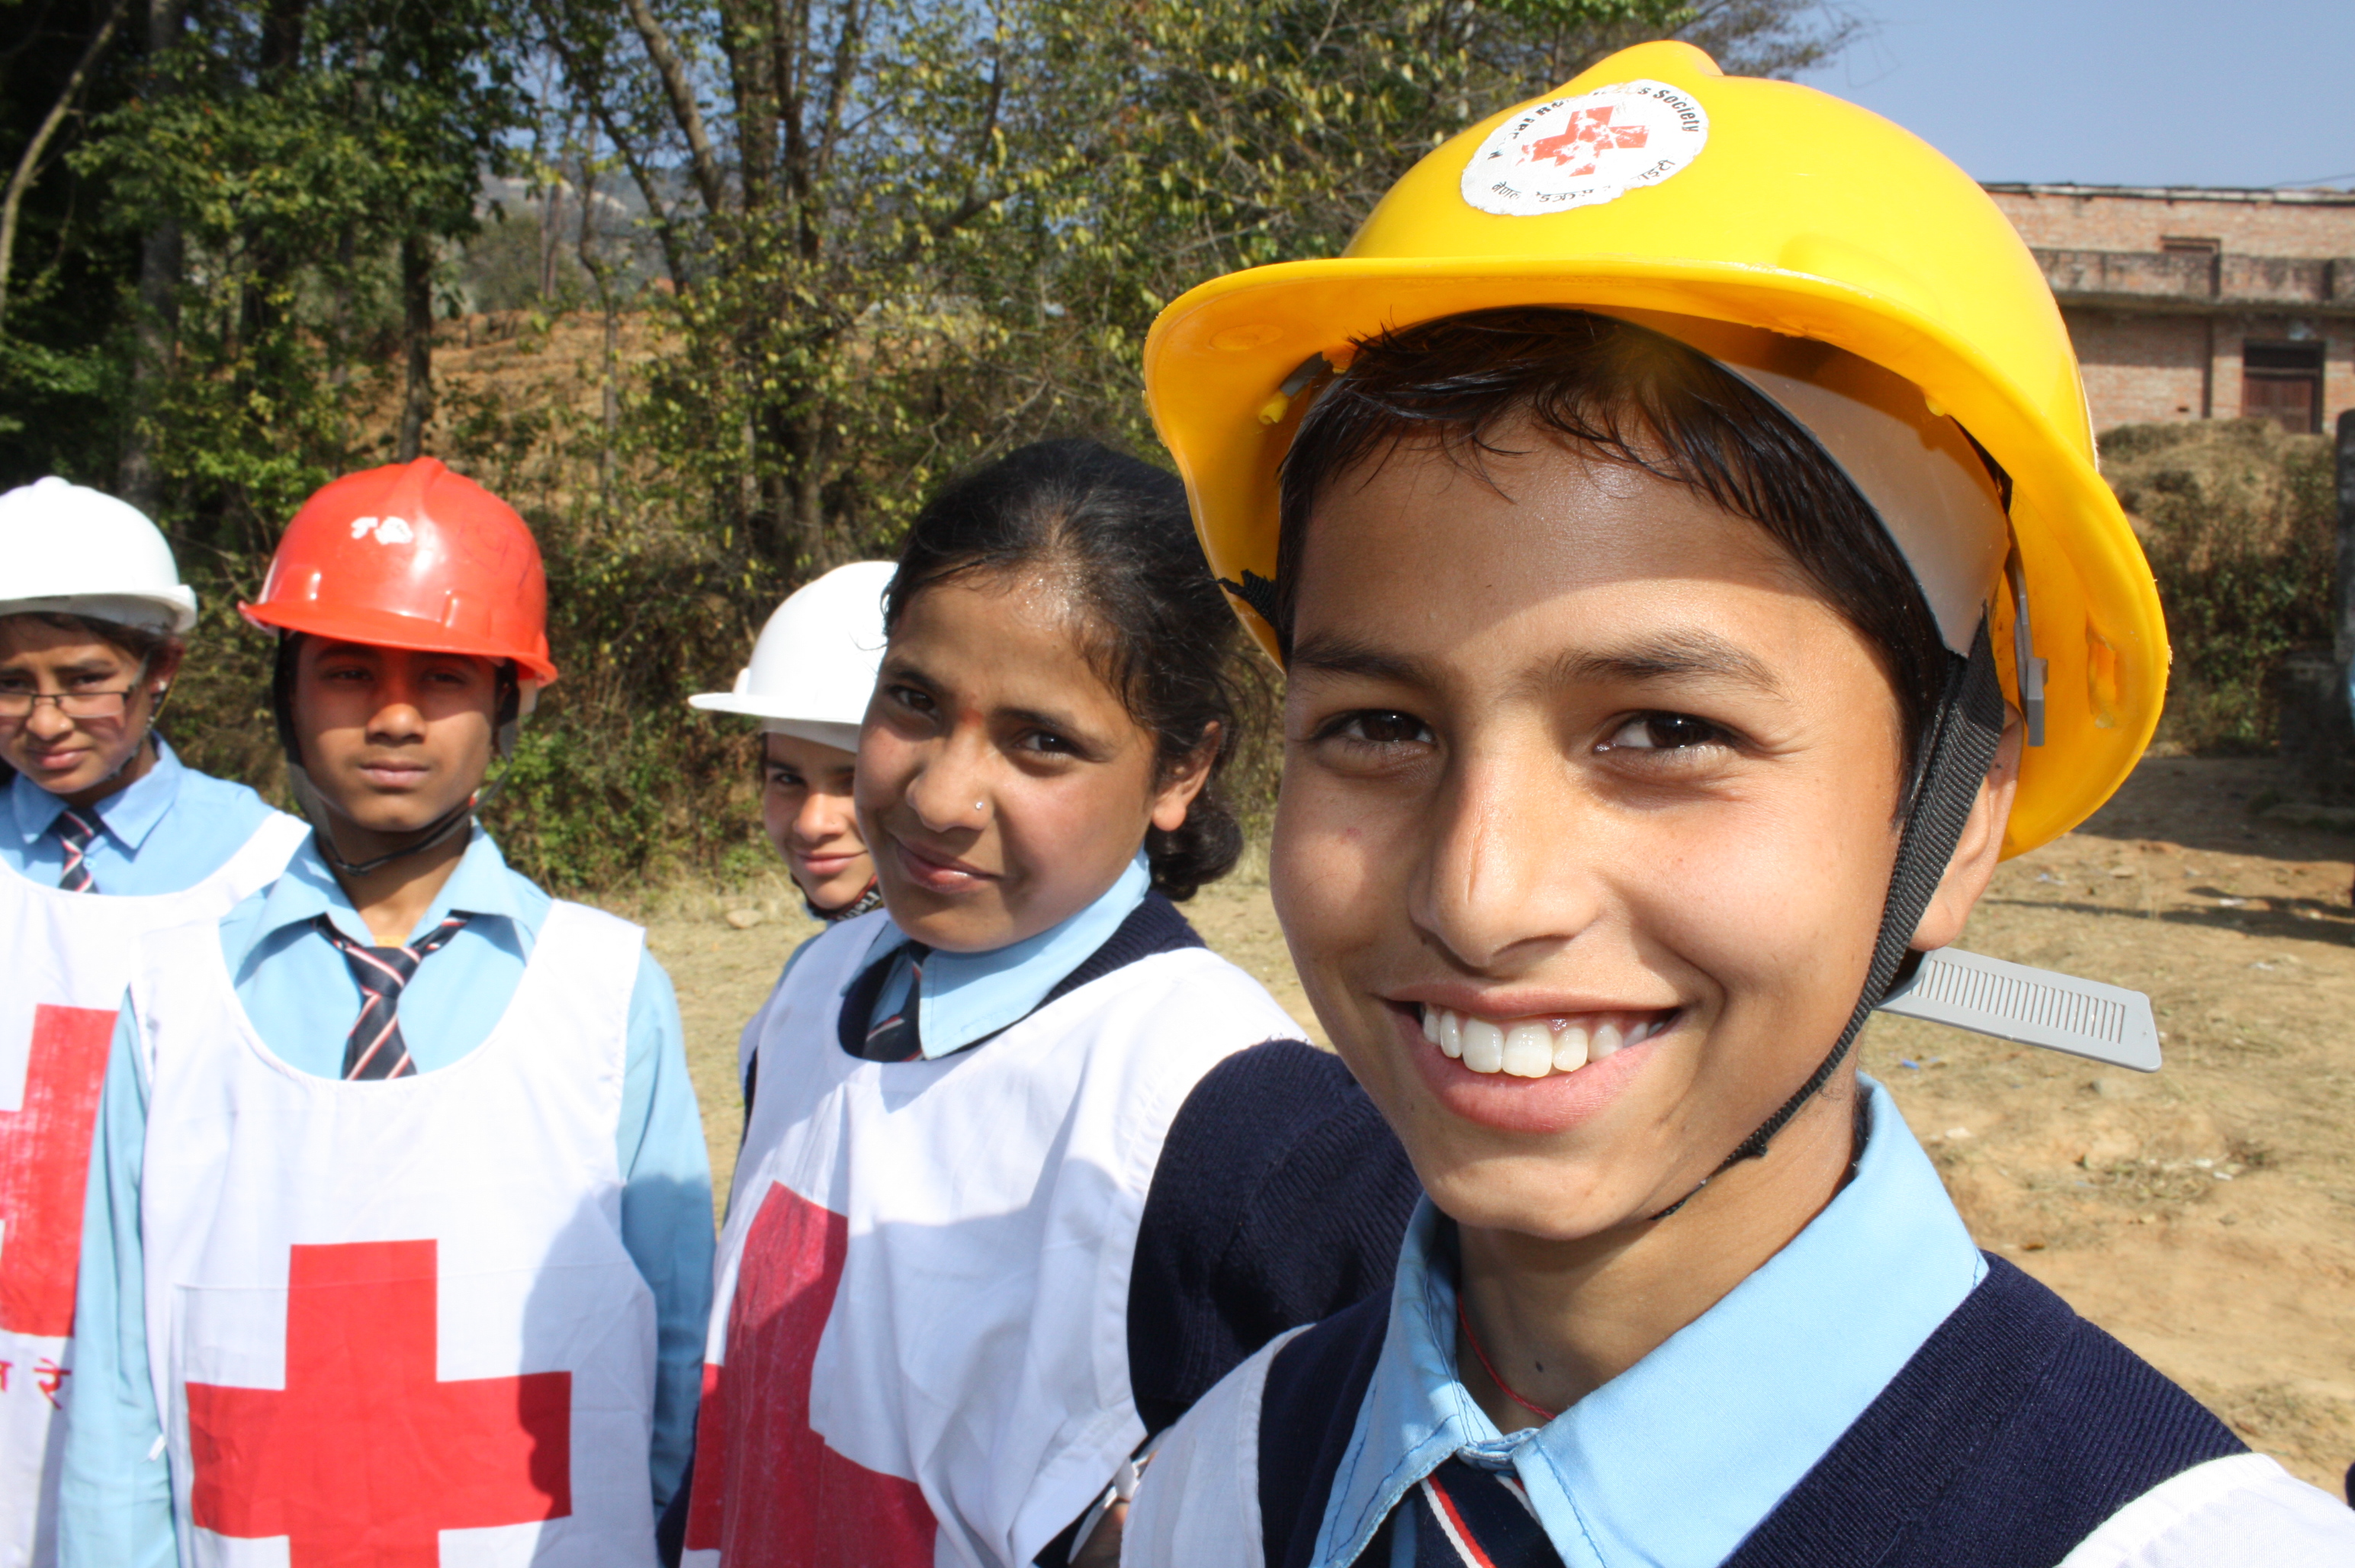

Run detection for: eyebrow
[[1286, 634, 1441, 689], [1288, 628, 1782, 699], [1532, 631, 1783, 696], [884, 655, 1106, 749]]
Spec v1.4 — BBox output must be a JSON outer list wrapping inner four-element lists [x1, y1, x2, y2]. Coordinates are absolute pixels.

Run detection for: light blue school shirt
[[859, 852, 1151, 1056], [1314, 1078, 1985, 1568], [58, 828, 715, 1568], [2, 735, 278, 894]]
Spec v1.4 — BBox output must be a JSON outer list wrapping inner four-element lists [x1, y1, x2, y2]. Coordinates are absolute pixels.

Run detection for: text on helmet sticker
[[349, 516, 415, 544], [1460, 79, 1709, 217]]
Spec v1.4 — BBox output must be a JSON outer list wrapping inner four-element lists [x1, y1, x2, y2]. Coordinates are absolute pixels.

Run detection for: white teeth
[[1501, 1023, 1552, 1078], [1418, 1006, 1667, 1077], [1460, 1017, 1505, 1074]]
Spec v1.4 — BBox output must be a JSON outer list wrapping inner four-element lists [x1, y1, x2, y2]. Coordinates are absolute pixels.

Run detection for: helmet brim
[[240, 599, 559, 686], [1145, 253, 2168, 859]]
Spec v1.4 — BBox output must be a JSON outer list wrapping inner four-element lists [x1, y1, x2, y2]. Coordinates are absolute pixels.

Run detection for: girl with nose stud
[[0, 480, 304, 1565], [1123, 41, 2355, 1568], [59, 460, 712, 1568], [668, 440, 1418, 1568]]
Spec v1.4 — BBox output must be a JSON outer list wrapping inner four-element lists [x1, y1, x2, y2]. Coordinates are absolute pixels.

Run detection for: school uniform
[[2, 738, 289, 896], [1126, 1078, 2355, 1568], [0, 739, 304, 1568], [673, 856, 1422, 1568], [56, 827, 715, 1568]]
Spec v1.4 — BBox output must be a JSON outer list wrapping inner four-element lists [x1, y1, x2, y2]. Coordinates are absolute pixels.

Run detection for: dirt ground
[[638, 755, 2355, 1494]]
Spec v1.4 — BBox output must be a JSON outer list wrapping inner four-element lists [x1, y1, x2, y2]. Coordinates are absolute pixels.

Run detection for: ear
[[1148, 721, 1221, 834], [149, 640, 187, 690], [1910, 711, 2026, 952]]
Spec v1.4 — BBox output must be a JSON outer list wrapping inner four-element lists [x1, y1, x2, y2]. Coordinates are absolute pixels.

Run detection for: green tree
[[73, 0, 526, 538], [538, 0, 1855, 579]]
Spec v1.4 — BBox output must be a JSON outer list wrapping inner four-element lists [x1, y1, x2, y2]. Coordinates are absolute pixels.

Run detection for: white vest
[[0, 811, 305, 1568], [130, 900, 660, 1568], [683, 909, 1303, 1568]]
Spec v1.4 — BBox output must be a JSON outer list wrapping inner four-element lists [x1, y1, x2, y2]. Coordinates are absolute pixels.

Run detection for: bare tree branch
[[622, 0, 728, 214], [0, 0, 132, 328]]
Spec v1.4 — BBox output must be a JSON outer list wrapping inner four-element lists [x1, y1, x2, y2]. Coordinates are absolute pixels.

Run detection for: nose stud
[[972, 800, 985, 812]]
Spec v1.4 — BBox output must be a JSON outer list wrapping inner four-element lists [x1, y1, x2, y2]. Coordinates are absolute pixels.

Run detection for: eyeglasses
[[0, 687, 144, 721]]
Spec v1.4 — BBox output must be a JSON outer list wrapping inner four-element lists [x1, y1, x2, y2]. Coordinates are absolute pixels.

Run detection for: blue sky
[[1795, 0, 2355, 189]]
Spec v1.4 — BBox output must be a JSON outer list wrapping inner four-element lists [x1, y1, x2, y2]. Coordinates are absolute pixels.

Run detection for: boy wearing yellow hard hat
[[1123, 41, 2355, 1567]]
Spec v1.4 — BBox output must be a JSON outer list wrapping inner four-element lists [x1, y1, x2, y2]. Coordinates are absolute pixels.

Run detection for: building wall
[[1982, 185, 2355, 434], [2064, 311, 2211, 425], [1988, 185, 2355, 260]]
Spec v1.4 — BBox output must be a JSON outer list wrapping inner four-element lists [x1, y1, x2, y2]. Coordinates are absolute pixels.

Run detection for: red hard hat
[[240, 458, 558, 685]]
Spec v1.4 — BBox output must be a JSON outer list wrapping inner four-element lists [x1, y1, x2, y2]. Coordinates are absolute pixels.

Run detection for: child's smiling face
[[761, 731, 871, 910], [1274, 423, 2013, 1241], [858, 572, 1209, 953]]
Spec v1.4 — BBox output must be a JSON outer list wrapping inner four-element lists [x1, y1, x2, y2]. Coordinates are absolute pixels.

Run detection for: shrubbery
[[2101, 418, 2338, 755], [157, 503, 776, 898]]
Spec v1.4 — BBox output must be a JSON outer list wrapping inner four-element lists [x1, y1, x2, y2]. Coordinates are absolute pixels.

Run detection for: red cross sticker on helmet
[[1460, 79, 1709, 215]]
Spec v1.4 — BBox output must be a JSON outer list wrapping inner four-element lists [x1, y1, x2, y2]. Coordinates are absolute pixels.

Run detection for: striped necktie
[[859, 943, 930, 1062], [312, 913, 473, 1080], [53, 809, 99, 893], [1395, 1458, 1563, 1568]]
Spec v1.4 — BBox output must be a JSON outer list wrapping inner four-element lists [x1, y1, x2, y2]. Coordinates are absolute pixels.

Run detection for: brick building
[[1983, 183, 2354, 435]]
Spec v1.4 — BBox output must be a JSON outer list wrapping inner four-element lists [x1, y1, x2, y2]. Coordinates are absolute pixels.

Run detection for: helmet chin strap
[[288, 760, 482, 879], [1646, 620, 2009, 1223]]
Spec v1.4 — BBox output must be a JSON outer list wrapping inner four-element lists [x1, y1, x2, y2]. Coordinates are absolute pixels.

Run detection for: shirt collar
[[854, 853, 1152, 1059], [8, 733, 185, 851], [1315, 1078, 1987, 1568], [242, 824, 529, 957]]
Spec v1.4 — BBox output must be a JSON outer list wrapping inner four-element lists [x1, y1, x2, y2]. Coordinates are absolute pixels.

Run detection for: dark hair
[[1275, 308, 1955, 785], [885, 439, 1245, 901], [5, 610, 178, 669]]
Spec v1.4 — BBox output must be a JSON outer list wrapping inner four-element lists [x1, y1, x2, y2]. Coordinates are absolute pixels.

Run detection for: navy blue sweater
[[1255, 1252, 2245, 1568]]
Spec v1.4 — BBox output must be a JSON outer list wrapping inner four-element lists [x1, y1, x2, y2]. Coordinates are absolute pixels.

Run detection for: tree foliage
[[0, 0, 1860, 885], [527, 0, 1858, 578]]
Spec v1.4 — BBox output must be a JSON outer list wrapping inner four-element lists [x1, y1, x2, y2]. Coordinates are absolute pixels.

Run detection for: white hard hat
[[0, 477, 198, 634], [689, 560, 896, 750]]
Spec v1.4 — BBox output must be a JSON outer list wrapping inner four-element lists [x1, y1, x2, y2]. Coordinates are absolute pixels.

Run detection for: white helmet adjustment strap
[[1878, 948, 2157, 1070]]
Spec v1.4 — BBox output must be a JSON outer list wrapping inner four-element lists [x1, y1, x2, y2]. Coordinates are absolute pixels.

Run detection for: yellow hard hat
[[1144, 40, 2167, 858]]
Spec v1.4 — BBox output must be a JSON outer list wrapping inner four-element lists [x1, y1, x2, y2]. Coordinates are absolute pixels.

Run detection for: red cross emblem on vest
[[1524, 104, 1649, 177], [185, 1239, 572, 1567], [684, 1183, 934, 1564], [0, 1004, 116, 1338]]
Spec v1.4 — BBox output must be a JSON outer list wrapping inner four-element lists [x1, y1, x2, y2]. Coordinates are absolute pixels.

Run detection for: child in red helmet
[[58, 461, 712, 1567]]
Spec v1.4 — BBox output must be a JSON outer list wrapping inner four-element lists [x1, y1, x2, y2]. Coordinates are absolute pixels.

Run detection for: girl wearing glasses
[[0, 477, 304, 1564]]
